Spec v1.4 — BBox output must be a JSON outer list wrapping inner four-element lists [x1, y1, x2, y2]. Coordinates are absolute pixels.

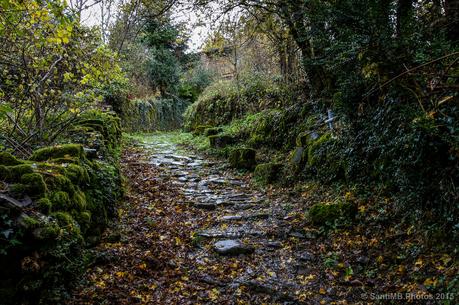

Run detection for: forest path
[[68, 132, 365, 305]]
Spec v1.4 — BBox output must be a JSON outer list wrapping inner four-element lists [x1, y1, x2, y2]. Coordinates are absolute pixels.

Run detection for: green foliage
[[121, 97, 189, 132], [178, 63, 214, 102], [0, 0, 127, 147], [142, 18, 187, 94], [184, 73, 292, 131]]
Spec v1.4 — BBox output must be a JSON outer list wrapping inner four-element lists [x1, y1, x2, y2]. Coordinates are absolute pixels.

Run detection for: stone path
[[69, 133, 367, 304], [134, 134, 345, 304]]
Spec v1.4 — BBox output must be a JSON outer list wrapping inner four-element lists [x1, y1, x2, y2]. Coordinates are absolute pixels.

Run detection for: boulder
[[204, 127, 223, 137], [193, 125, 213, 135], [308, 201, 357, 226], [296, 131, 319, 147], [254, 162, 282, 184], [208, 135, 236, 148], [213, 239, 254, 255], [229, 148, 256, 170]]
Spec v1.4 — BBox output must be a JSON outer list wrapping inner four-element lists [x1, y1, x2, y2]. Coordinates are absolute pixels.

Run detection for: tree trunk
[[396, 0, 414, 39]]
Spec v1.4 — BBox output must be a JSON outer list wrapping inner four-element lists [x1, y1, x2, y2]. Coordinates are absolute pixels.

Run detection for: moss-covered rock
[[36, 198, 52, 214], [8, 164, 34, 180], [229, 148, 257, 170], [50, 191, 71, 211], [21, 173, 47, 197], [18, 214, 40, 230], [296, 131, 320, 147], [32, 221, 61, 240], [307, 133, 332, 166], [208, 135, 236, 148], [50, 212, 81, 236], [0, 152, 23, 166], [254, 162, 283, 184], [193, 125, 213, 135], [204, 127, 223, 136], [0, 164, 34, 181], [30, 144, 85, 162], [72, 190, 87, 211], [308, 201, 357, 226], [45, 174, 76, 195], [307, 133, 345, 182], [65, 164, 89, 185], [9, 183, 27, 196]]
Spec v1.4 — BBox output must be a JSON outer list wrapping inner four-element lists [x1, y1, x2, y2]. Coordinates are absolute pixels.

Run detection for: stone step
[[213, 239, 254, 255]]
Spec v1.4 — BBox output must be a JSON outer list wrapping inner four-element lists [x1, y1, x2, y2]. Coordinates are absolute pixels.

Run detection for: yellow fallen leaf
[[415, 258, 423, 268], [208, 288, 220, 301], [319, 287, 326, 294], [423, 277, 438, 287], [175, 237, 182, 245], [115, 271, 126, 278]]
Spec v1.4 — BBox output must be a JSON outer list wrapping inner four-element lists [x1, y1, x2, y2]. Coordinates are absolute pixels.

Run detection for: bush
[[183, 73, 293, 131]]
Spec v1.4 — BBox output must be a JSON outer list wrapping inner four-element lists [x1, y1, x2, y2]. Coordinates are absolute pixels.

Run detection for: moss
[[307, 133, 345, 182], [1, 164, 34, 181], [50, 191, 71, 211], [208, 135, 236, 148], [21, 173, 47, 197], [73, 211, 91, 232], [0, 152, 23, 166], [32, 222, 61, 240], [9, 183, 27, 196], [307, 133, 332, 166], [18, 215, 40, 230], [308, 201, 357, 226], [65, 164, 89, 184], [50, 212, 81, 235], [30, 144, 84, 162], [193, 125, 213, 135], [254, 163, 283, 184], [204, 127, 223, 136], [9, 164, 34, 180], [36, 198, 52, 214], [45, 174, 75, 194], [72, 190, 87, 211], [296, 131, 320, 147], [229, 148, 257, 170]]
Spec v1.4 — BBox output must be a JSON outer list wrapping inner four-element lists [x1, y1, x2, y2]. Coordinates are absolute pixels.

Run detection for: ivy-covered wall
[[121, 97, 189, 132]]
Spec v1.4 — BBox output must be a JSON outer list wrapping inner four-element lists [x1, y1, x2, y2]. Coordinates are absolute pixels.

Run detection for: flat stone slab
[[194, 202, 217, 210], [213, 240, 254, 255], [198, 228, 265, 238]]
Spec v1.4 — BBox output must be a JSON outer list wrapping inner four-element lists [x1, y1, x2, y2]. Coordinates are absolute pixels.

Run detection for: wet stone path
[[69, 133, 364, 304]]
